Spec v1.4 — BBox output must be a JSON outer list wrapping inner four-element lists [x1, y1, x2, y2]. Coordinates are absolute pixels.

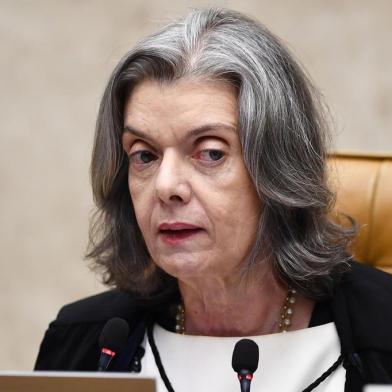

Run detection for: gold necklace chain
[[175, 288, 297, 335]]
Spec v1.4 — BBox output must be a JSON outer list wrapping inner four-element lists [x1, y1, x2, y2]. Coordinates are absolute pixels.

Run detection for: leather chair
[[329, 152, 392, 274]]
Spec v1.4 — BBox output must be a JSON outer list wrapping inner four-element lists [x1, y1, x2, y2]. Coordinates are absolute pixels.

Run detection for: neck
[[177, 267, 291, 336]]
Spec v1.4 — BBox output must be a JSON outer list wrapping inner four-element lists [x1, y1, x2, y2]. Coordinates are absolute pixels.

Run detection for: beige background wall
[[1, 0, 391, 370]]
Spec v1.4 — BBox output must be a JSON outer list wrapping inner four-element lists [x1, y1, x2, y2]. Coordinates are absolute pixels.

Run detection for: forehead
[[123, 78, 238, 141]]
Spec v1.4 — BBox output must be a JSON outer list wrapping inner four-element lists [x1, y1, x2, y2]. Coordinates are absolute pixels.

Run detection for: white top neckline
[[139, 322, 345, 392]]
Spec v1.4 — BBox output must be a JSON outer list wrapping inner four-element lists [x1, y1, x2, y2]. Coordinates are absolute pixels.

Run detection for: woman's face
[[122, 78, 261, 283]]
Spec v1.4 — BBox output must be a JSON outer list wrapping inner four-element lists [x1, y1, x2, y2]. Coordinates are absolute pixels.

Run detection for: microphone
[[98, 317, 130, 371], [232, 339, 259, 392]]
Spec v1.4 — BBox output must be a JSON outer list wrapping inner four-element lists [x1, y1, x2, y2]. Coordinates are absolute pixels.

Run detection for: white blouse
[[139, 322, 345, 392]]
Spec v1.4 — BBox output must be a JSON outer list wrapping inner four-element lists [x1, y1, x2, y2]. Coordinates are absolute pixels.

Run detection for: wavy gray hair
[[87, 8, 356, 299]]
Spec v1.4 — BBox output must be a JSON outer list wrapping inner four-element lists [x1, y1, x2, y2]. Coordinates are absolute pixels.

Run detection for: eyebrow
[[123, 123, 236, 142]]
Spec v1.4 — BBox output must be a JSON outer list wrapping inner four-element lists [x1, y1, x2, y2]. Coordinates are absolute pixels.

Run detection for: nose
[[155, 150, 192, 205]]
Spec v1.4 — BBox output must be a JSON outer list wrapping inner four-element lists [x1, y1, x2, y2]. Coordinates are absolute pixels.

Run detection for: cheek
[[202, 170, 261, 247], [213, 195, 260, 241], [128, 178, 154, 236]]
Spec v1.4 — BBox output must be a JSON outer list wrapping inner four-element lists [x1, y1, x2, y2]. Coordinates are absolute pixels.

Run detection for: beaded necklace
[[175, 288, 297, 334]]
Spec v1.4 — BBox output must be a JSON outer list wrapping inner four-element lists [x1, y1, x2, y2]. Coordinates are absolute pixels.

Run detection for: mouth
[[158, 223, 205, 244]]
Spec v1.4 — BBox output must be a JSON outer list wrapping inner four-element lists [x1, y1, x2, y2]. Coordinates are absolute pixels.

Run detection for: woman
[[35, 8, 392, 391]]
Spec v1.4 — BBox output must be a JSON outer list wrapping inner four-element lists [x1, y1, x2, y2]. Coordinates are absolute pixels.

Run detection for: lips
[[158, 222, 201, 231], [158, 222, 204, 244]]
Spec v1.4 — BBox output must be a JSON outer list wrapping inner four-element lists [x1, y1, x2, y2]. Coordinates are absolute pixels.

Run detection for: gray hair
[[87, 8, 356, 299]]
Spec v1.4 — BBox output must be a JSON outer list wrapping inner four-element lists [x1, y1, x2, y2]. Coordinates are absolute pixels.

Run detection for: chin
[[156, 257, 209, 280]]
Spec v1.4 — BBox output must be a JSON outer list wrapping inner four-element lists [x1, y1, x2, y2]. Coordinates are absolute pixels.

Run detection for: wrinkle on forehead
[[123, 78, 238, 145]]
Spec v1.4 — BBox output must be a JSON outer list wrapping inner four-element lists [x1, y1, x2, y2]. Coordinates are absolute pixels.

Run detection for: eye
[[128, 150, 158, 165], [195, 149, 225, 163]]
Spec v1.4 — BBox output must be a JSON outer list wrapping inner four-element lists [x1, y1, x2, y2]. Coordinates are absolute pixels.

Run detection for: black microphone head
[[232, 339, 259, 373], [99, 317, 130, 352]]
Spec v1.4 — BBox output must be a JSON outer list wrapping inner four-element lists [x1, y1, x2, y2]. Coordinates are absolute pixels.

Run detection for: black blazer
[[35, 262, 392, 391]]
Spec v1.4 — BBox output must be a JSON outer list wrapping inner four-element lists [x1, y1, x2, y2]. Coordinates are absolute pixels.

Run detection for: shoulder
[[331, 261, 392, 383], [54, 287, 179, 326], [331, 261, 392, 351], [339, 261, 392, 303], [35, 288, 179, 370], [35, 290, 147, 370], [54, 289, 141, 326]]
